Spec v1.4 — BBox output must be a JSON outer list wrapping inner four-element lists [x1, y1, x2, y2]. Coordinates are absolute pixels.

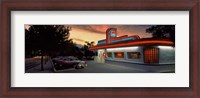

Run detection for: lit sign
[[103, 52, 106, 58], [106, 28, 117, 44], [107, 47, 139, 51], [109, 30, 116, 38], [117, 53, 123, 57], [158, 46, 174, 49]]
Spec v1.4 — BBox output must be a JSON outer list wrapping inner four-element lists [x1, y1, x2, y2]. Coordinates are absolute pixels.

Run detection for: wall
[[94, 46, 175, 65], [94, 49, 106, 63], [158, 46, 175, 64], [105, 46, 144, 64]]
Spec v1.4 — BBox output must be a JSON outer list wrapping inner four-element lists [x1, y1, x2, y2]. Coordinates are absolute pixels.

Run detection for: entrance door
[[143, 48, 159, 64], [99, 51, 103, 63], [98, 50, 105, 63]]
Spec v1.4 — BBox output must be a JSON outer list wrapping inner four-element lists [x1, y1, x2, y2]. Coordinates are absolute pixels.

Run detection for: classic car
[[52, 56, 87, 71]]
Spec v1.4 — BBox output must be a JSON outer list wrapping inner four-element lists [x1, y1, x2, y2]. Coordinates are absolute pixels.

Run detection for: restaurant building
[[89, 28, 175, 65]]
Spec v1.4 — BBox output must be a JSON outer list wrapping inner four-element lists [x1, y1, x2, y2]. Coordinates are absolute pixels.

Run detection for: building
[[89, 28, 175, 65]]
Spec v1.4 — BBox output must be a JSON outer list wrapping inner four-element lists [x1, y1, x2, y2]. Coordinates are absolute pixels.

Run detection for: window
[[127, 52, 141, 59], [107, 52, 112, 58], [94, 51, 98, 56], [143, 48, 159, 63], [114, 52, 124, 58]]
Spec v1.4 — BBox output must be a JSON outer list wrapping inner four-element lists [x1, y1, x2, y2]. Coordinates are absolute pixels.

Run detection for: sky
[[67, 25, 153, 45], [25, 25, 154, 46]]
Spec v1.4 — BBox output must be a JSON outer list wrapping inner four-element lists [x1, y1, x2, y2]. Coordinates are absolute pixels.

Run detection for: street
[[56, 60, 175, 73], [25, 58, 175, 73]]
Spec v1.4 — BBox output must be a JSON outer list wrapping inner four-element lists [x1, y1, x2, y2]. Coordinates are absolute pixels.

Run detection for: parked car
[[52, 56, 87, 71]]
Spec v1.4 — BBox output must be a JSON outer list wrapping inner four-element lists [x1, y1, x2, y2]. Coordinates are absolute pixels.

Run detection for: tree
[[25, 25, 71, 71], [81, 41, 95, 59], [85, 41, 95, 47], [146, 25, 175, 45]]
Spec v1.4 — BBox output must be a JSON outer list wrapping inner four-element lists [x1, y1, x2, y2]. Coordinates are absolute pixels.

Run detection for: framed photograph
[[1, 0, 199, 97]]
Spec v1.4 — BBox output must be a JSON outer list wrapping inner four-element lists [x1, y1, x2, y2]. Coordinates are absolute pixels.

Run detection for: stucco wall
[[158, 46, 175, 64], [94, 46, 175, 65], [94, 49, 105, 63]]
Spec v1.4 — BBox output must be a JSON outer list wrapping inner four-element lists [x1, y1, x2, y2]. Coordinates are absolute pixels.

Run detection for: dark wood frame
[[0, 0, 199, 97]]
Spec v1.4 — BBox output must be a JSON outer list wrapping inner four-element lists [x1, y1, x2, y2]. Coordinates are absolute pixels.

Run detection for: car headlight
[[78, 63, 82, 67]]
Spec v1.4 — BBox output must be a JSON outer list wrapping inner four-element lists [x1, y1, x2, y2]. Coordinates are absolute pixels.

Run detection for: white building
[[89, 28, 175, 65]]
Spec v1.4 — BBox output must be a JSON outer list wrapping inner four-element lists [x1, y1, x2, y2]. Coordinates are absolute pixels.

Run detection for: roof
[[89, 38, 174, 50], [97, 35, 140, 46]]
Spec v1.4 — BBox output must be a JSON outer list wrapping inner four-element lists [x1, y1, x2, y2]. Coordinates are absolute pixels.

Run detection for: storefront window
[[114, 52, 124, 58], [107, 52, 112, 58], [94, 51, 98, 56], [127, 52, 141, 59]]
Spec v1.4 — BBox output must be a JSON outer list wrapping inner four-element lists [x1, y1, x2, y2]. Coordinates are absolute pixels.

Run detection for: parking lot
[[25, 57, 175, 73], [54, 60, 175, 73]]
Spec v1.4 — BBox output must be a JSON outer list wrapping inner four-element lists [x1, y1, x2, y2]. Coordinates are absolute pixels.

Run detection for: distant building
[[89, 28, 175, 65]]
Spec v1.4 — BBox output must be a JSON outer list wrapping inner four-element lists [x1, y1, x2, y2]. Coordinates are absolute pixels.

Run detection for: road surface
[[54, 60, 175, 73], [25, 58, 175, 73]]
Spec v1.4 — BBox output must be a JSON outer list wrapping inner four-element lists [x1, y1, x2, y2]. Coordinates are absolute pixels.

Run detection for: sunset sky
[[25, 25, 154, 46], [67, 25, 153, 45]]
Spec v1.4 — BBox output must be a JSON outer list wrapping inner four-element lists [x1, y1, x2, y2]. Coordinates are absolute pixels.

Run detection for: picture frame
[[0, 0, 199, 97]]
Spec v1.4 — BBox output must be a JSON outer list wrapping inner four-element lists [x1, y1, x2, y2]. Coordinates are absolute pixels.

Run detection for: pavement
[[25, 58, 175, 73], [55, 60, 175, 73], [105, 60, 175, 73], [25, 58, 54, 73]]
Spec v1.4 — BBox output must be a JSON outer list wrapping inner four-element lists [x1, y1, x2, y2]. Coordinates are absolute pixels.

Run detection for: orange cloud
[[69, 27, 105, 45], [68, 25, 153, 45], [89, 25, 110, 33]]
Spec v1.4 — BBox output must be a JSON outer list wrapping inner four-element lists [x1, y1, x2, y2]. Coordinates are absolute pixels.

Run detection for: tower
[[106, 28, 117, 44]]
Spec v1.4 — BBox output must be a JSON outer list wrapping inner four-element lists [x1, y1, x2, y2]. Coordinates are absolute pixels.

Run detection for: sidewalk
[[25, 58, 54, 73]]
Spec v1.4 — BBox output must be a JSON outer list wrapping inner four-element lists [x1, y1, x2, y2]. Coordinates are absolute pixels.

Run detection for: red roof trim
[[89, 40, 174, 50]]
